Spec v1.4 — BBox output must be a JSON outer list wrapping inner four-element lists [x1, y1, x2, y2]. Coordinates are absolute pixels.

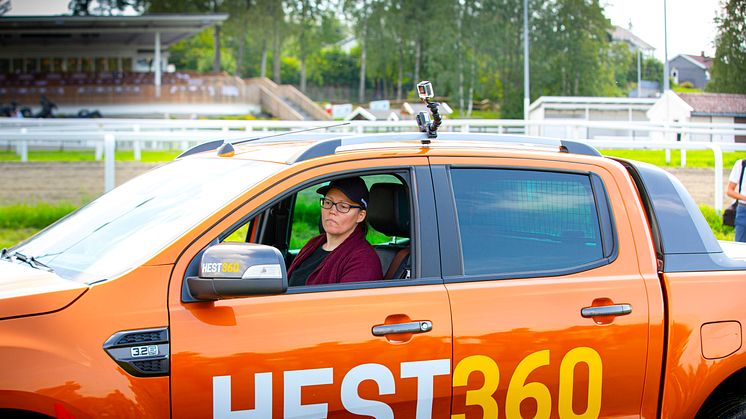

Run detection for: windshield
[[12, 158, 284, 284]]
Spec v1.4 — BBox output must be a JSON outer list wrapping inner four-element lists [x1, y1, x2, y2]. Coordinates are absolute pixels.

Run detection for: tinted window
[[451, 168, 604, 276]]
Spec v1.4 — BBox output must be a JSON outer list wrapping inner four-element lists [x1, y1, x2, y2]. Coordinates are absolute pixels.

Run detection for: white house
[[527, 96, 657, 139], [343, 106, 399, 121]]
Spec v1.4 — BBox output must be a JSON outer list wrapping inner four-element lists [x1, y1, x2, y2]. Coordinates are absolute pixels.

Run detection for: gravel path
[[0, 161, 734, 208]]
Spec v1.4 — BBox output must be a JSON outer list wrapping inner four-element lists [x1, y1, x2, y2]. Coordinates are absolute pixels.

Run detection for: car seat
[[367, 183, 411, 279]]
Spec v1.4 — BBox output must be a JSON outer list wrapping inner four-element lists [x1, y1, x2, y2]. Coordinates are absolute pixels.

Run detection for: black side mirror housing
[[186, 243, 288, 301]]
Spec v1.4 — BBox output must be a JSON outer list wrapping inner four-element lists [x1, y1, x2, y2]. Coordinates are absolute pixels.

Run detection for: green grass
[[0, 202, 79, 249], [0, 150, 181, 162], [0, 202, 78, 229], [700, 205, 735, 241], [601, 150, 746, 169], [450, 109, 501, 119]]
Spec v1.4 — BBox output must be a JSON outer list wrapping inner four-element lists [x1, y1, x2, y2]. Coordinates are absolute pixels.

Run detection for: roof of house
[[678, 93, 746, 117], [610, 25, 655, 51], [343, 106, 399, 121], [672, 54, 714, 70]]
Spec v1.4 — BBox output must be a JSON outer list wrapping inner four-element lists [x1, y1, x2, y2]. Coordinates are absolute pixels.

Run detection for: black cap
[[317, 177, 369, 209]]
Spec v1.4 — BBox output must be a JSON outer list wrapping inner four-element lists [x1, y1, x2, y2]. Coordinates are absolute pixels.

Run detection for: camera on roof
[[416, 81, 434, 101]]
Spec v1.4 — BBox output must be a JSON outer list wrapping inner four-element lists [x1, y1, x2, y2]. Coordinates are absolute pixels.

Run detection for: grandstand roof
[[0, 14, 229, 49]]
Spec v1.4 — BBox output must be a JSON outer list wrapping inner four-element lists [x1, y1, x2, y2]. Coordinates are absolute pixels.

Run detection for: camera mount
[[415, 81, 442, 143]]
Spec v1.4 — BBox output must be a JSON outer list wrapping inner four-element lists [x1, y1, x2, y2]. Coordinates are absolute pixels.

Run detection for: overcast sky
[[7, 0, 724, 62]]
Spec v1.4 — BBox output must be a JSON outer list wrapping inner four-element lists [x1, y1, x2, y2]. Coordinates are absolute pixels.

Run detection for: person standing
[[727, 158, 746, 242]]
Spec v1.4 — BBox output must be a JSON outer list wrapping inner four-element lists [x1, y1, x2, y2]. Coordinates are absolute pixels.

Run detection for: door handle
[[581, 304, 632, 318], [372, 321, 432, 336]]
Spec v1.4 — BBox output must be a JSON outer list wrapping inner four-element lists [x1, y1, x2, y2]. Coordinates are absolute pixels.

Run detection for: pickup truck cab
[[1, 132, 746, 418]]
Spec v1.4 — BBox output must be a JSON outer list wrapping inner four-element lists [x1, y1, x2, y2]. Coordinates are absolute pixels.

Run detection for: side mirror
[[186, 243, 288, 301]]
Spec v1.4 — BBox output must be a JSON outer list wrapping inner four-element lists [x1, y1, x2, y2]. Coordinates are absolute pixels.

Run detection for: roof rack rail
[[176, 123, 351, 159], [293, 132, 601, 163], [176, 132, 350, 159]]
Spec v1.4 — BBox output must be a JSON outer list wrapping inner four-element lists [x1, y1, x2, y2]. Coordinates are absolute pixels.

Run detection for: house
[[668, 53, 713, 89], [628, 80, 661, 99], [609, 25, 655, 55], [527, 96, 657, 139], [609, 25, 659, 98], [647, 91, 746, 142], [343, 106, 399, 121]]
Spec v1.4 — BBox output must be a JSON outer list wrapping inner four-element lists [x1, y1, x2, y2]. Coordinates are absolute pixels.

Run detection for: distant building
[[647, 91, 746, 142], [609, 25, 658, 98], [344, 106, 399, 121], [668, 53, 713, 89], [628, 80, 660, 99], [609, 25, 655, 55], [528, 96, 656, 139]]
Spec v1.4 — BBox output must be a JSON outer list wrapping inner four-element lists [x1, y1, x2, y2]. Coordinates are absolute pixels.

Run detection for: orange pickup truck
[[1, 132, 746, 418]]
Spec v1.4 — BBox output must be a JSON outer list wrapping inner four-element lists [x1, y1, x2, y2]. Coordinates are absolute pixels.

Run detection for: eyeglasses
[[320, 197, 363, 213]]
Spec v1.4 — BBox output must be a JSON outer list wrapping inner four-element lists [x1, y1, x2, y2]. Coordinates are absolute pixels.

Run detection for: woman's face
[[321, 188, 366, 239]]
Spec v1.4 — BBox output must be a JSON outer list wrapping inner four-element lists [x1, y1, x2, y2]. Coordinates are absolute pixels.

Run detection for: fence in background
[[1, 117, 745, 210]]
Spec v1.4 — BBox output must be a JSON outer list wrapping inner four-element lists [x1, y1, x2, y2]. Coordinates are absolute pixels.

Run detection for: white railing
[[1, 117, 745, 210]]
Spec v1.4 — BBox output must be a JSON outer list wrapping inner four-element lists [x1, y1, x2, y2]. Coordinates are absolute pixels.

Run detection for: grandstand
[[0, 15, 328, 120]]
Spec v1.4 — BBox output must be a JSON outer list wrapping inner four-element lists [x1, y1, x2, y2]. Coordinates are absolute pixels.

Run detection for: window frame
[[181, 164, 442, 300], [434, 164, 618, 283]]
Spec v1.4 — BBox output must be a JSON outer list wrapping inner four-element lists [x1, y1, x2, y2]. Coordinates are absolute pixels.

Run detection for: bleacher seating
[[0, 71, 207, 87], [0, 71, 250, 109]]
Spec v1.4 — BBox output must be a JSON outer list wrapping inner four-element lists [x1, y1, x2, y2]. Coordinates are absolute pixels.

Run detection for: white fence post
[[133, 124, 141, 161], [712, 143, 723, 212], [19, 128, 28, 162], [104, 134, 116, 193]]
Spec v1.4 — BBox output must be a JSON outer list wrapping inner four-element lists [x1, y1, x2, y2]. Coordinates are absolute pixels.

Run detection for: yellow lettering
[[452, 355, 499, 419], [506, 350, 551, 419], [558, 347, 602, 419]]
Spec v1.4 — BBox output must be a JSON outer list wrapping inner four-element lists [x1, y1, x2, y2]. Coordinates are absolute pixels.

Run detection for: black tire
[[700, 394, 746, 419]]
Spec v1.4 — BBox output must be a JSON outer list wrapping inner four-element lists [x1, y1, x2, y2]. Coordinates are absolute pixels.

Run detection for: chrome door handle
[[581, 304, 632, 318], [372, 321, 432, 336]]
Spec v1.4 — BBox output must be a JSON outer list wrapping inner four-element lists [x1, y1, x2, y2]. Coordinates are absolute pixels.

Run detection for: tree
[[708, 0, 746, 93], [69, 0, 146, 15], [169, 27, 237, 73], [344, 0, 386, 102]]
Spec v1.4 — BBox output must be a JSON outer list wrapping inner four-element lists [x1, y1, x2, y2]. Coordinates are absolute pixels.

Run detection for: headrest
[[367, 183, 410, 237]]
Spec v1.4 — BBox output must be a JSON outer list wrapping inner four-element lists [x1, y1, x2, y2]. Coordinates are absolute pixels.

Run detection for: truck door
[[168, 162, 454, 417], [432, 160, 652, 418]]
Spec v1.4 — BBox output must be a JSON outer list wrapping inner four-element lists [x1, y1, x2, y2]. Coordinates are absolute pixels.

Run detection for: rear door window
[[451, 168, 608, 277]]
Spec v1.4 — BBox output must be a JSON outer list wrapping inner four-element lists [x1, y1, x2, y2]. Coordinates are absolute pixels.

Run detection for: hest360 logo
[[202, 262, 241, 274], [212, 347, 602, 418]]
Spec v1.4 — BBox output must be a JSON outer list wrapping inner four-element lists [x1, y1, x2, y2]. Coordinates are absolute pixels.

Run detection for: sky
[[6, 0, 725, 63], [603, 0, 723, 61]]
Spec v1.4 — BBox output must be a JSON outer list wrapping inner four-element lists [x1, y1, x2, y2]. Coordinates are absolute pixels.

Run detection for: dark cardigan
[[287, 225, 383, 285]]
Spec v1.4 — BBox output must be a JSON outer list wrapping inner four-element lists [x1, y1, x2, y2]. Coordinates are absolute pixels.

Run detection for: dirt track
[[0, 161, 734, 208], [0, 161, 161, 205]]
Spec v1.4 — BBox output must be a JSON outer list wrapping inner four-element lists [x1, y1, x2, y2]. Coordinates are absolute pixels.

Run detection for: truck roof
[[176, 132, 602, 163]]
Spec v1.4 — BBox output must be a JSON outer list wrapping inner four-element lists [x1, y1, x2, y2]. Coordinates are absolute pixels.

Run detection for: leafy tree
[[343, 0, 381, 102], [708, 0, 746, 93], [287, 3, 345, 91], [169, 27, 236, 73], [69, 0, 146, 15]]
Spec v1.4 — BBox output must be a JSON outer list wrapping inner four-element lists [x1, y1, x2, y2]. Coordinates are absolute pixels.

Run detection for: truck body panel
[[0, 134, 744, 418]]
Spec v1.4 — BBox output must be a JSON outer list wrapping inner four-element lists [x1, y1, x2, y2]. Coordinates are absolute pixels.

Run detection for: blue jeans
[[736, 205, 746, 243]]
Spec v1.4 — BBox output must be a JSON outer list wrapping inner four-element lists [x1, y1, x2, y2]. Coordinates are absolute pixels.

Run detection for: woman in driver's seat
[[287, 176, 383, 286]]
